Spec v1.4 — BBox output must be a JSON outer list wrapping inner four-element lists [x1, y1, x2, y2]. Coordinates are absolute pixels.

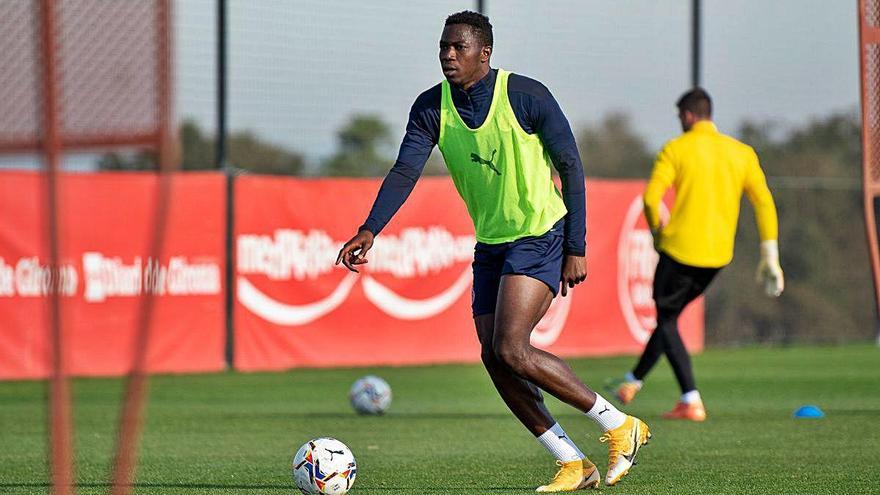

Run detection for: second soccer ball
[[349, 375, 392, 415]]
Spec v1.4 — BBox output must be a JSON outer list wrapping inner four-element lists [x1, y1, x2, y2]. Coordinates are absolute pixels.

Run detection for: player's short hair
[[445, 11, 493, 48], [676, 87, 712, 118]]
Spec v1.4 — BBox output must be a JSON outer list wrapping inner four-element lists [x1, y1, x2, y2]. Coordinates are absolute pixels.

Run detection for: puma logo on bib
[[470, 149, 500, 176]]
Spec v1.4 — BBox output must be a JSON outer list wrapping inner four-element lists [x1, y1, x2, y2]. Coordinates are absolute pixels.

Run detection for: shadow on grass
[[0, 482, 527, 491], [0, 482, 291, 490], [821, 408, 880, 416], [212, 411, 587, 421]]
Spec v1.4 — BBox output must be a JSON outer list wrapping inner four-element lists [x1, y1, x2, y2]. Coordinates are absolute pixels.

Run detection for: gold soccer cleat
[[535, 458, 600, 492], [600, 415, 651, 486]]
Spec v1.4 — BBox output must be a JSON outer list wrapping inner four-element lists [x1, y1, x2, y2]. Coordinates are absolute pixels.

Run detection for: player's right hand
[[650, 225, 663, 252], [560, 255, 587, 297], [336, 230, 375, 273]]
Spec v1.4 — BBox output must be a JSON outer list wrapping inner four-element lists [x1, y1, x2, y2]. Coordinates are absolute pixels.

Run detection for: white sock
[[681, 390, 702, 404], [537, 423, 584, 462], [624, 372, 643, 388], [586, 393, 627, 431], [550, 423, 586, 460]]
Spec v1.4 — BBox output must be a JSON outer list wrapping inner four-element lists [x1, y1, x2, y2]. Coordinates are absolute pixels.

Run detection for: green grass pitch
[[0, 345, 878, 494]]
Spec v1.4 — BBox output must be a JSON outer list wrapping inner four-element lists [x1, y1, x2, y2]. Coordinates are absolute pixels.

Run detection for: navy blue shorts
[[471, 219, 565, 317]]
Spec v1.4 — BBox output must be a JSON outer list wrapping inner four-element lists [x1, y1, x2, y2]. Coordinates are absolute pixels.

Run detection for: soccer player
[[335, 11, 650, 491], [612, 88, 784, 421]]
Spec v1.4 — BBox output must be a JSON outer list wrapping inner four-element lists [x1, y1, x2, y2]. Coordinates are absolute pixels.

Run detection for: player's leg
[[655, 305, 703, 420], [475, 314, 599, 491], [612, 331, 662, 405], [634, 254, 680, 379], [492, 275, 608, 414], [476, 314, 556, 434], [631, 330, 665, 383], [657, 310, 696, 394], [613, 254, 680, 404], [656, 262, 719, 421], [472, 243, 598, 491], [472, 244, 560, 435], [492, 274, 649, 486]]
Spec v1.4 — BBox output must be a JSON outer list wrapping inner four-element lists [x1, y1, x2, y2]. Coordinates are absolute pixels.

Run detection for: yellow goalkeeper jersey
[[644, 120, 778, 268]]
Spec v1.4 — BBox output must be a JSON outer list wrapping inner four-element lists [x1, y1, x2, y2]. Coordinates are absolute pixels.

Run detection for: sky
[[173, 0, 860, 166], [0, 0, 860, 170]]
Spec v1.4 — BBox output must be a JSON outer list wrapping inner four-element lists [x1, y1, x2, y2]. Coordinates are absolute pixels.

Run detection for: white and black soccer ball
[[292, 437, 357, 495], [349, 375, 392, 415]]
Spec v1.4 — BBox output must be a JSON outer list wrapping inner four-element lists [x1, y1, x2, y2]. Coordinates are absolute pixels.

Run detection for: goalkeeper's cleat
[[603, 378, 641, 405], [615, 381, 641, 405], [662, 400, 707, 422], [535, 458, 600, 492], [600, 415, 651, 486]]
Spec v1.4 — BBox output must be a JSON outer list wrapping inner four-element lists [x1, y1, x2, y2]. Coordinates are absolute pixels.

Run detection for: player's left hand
[[560, 255, 586, 297], [756, 240, 784, 297]]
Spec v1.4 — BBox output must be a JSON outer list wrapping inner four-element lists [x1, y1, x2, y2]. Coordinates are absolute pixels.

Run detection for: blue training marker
[[793, 405, 825, 418]]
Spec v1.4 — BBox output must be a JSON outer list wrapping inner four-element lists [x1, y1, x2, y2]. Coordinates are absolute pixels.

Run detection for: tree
[[98, 119, 305, 175], [179, 119, 215, 170], [226, 130, 305, 175], [576, 112, 653, 178], [322, 114, 394, 177], [97, 151, 155, 171]]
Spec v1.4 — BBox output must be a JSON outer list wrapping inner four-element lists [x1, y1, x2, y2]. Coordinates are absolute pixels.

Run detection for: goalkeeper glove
[[756, 240, 784, 297]]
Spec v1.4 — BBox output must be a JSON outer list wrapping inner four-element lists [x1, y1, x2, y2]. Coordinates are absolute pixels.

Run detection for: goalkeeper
[[613, 88, 783, 421]]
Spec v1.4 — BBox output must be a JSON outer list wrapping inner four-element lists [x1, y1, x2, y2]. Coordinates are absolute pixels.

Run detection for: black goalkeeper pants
[[632, 252, 720, 394]]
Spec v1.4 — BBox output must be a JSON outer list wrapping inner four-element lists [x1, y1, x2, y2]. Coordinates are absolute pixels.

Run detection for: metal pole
[[691, 0, 701, 87], [217, 0, 234, 368], [476, 0, 484, 14], [217, 0, 226, 171]]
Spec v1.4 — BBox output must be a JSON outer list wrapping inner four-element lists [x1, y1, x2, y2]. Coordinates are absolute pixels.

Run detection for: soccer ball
[[292, 437, 357, 495], [349, 375, 392, 415]]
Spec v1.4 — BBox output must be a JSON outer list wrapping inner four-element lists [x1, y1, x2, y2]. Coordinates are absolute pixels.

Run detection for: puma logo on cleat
[[470, 149, 501, 175], [598, 405, 611, 415]]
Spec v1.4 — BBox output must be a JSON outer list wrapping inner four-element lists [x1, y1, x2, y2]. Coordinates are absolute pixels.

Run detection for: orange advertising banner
[[234, 177, 703, 371], [0, 171, 226, 379]]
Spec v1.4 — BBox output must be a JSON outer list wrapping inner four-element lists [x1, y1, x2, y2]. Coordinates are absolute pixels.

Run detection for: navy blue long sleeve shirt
[[360, 69, 587, 256]]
